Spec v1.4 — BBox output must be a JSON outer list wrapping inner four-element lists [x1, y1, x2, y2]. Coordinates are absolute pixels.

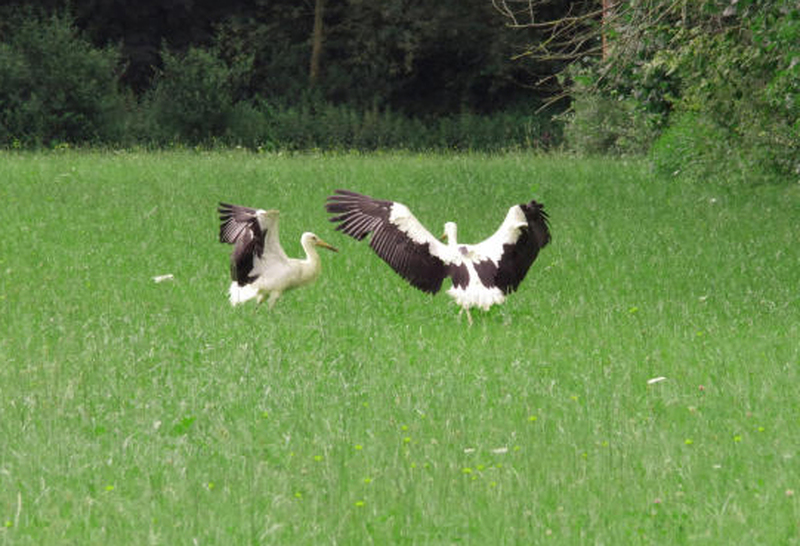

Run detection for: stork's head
[[255, 208, 280, 229], [441, 221, 458, 245], [302, 232, 338, 252]]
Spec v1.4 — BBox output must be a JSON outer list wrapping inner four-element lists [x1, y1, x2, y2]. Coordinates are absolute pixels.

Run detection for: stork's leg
[[466, 308, 473, 326], [251, 292, 263, 314], [267, 291, 281, 310]]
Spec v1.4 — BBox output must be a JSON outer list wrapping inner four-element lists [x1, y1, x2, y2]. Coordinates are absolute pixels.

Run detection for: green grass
[[1, 150, 798, 544]]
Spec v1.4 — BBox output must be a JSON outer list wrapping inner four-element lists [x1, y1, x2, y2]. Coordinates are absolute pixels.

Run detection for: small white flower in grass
[[463, 448, 476, 454], [152, 274, 174, 283], [699, 295, 709, 303], [647, 376, 667, 385], [491, 447, 508, 454]]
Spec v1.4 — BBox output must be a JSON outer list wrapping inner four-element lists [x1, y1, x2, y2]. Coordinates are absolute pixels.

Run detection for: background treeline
[[0, 0, 798, 183], [0, 0, 566, 151]]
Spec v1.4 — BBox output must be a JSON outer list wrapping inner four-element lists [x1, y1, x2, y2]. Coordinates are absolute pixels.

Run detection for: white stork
[[325, 190, 550, 323], [218, 202, 337, 308]]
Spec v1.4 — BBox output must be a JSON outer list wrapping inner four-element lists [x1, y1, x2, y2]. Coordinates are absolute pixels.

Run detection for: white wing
[[471, 204, 528, 263], [256, 208, 289, 260], [250, 208, 290, 278], [471, 200, 551, 294], [218, 203, 289, 285]]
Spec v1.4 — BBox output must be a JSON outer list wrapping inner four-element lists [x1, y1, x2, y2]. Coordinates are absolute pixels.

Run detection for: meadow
[[0, 150, 798, 544]]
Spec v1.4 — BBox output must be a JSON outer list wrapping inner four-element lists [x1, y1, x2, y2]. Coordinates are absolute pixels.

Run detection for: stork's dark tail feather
[[521, 200, 551, 250]]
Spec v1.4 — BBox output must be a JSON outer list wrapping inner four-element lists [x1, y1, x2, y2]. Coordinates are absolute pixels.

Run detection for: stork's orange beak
[[315, 238, 338, 252]]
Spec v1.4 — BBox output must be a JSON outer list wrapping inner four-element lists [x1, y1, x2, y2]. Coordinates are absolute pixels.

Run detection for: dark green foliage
[[0, 44, 29, 145], [648, 4, 799, 182], [564, 0, 800, 182], [650, 111, 738, 180], [0, 12, 125, 146], [0, 8, 560, 150], [237, 100, 559, 152], [178, 0, 543, 118], [225, 101, 271, 149], [146, 47, 237, 144], [562, 69, 660, 156]]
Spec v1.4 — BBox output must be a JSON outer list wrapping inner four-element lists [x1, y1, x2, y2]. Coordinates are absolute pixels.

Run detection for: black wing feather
[[493, 200, 551, 294], [325, 190, 448, 294], [218, 202, 267, 285]]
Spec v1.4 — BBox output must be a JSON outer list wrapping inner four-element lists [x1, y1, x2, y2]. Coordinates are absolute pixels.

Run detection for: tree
[[491, 0, 603, 108], [309, 0, 325, 86], [0, 11, 125, 145], [498, 0, 800, 179]]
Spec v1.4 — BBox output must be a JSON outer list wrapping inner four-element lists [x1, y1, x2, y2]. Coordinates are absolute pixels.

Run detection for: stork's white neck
[[444, 222, 458, 246], [300, 232, 321, 264], [292, 232, 322, 286]]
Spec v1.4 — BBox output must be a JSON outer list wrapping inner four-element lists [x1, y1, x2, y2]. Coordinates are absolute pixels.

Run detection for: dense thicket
[[547, 0, 798, 183], [0, 12, 126, 146], [0, 1, 566, 149]]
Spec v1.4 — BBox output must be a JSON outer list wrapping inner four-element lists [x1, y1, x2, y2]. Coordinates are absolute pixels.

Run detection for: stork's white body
[[218, 203, 336, 309], [326, 190, 550, 323], [441, 223, 506, 312], [228, 231, 327, 307]]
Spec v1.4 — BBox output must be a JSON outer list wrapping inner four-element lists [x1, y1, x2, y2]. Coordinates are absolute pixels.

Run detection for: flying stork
[[325, 190, 550, 323], [218, 202, 337, 308]]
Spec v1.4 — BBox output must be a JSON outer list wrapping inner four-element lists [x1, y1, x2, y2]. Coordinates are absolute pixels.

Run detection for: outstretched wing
[[218, 203, 271, 286], [325, 190, 452, 294], [472, 199, 550, 294]]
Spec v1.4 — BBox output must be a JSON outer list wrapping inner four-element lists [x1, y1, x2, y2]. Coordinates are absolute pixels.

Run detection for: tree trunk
[[602, 0, 615, 60], [309, 0, 325, 85]]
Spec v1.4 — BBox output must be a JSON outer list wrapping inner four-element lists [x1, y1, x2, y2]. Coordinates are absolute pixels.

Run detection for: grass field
[[0, 150, 798, 544]]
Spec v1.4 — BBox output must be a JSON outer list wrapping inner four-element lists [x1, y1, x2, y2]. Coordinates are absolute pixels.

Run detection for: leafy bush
[[0, 44, 31, 145], [0, 9, 562, 151], [651, 20, 799, 181], [252, 99, 558, 151], [0, 11, 561, 151], [0, 12, 125, 146], [565, 0, 800, 181], [225, 101, 271, 149], [563, 93, 659, 155], [650, 111, 742, 181], [146, 46, 238, 144]]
